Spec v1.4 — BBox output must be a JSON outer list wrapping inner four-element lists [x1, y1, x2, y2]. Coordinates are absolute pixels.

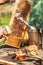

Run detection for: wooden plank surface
[[0, 47, 43, 65]]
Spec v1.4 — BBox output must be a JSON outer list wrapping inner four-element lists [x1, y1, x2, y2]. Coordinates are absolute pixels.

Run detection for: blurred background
[[0, 0, 42, 28], [30, 0, 42, 29]]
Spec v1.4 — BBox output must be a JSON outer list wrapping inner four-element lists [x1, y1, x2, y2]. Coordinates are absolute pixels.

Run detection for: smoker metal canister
[[28, 28, 40, 49]]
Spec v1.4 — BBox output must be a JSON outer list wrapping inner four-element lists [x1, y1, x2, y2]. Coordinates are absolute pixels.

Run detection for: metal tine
[[17, 17, 32, 29]]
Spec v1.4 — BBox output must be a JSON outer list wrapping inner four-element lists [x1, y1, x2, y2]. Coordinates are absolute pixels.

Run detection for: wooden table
[[0, 47, 43, 65]]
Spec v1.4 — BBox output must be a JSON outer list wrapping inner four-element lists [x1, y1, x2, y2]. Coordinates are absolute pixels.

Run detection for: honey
[[17, 54, 26, 61]]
